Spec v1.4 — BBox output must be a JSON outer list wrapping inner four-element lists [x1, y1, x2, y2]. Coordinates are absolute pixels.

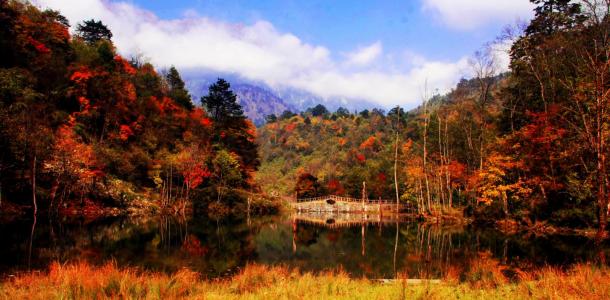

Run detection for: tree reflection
[[3, 214, 610, 280]]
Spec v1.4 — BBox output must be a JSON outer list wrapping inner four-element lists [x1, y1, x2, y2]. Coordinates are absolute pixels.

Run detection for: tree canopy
[[165, 66, 194, 110], [76, 19, 113, 44]]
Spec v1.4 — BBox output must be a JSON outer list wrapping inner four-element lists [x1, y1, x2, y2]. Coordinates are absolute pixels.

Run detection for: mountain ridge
[[183, 73, 380, 124]]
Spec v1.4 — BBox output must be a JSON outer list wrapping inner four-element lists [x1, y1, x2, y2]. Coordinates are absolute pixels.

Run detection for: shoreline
[[2, 195, 607, 242], [3, 199, 607, 240]]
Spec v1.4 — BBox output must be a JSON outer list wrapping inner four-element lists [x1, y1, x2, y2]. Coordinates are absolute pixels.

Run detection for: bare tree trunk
[[217, 173, 224, 203], [443, 119, 453, 208], [362, 181, 367, 212], [32, 155, 37, 216], [394, 107, 401, 213], [437, 115, 446, 209], [247, 195, 251, 227], [169, 165, 173, 204], [417, 178, 424, 214], [479, 138, 484, 171], [292, 216, 297, 254], [423, 100, 432, 214], [437, 175, 445, 210], [394, 131, 400, 213], [597, 104, 608, 239]]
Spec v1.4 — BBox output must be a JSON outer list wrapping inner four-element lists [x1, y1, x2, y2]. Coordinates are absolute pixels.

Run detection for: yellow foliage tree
[[473, 152, 531, 217]]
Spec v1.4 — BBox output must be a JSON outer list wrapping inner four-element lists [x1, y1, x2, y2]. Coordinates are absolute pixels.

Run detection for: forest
[[257, 0, 610, 236], [1, 0, 610, 298], [0, 0, 609, 235], [0, 0, 265, 219]]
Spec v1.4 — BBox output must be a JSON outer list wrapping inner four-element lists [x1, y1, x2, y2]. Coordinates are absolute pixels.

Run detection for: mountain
[[274, 87, 378, 113], [184, 74, 296, 125], [232, 84, 297, 126], [183, 72, 379, 125]]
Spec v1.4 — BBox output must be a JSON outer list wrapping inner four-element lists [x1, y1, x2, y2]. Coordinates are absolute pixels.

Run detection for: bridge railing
[[296, 195, 362, 203], [295, 195, 405, 205]]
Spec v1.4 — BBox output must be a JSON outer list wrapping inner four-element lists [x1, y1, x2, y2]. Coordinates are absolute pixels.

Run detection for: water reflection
[[2, 213, 610, 280]]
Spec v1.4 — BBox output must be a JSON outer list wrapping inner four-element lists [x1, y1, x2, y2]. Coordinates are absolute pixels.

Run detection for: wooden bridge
[[291, 195, 414, 214]]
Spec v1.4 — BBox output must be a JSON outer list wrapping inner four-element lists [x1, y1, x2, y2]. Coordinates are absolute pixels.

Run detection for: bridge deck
[[295, 195, 400, 204], [291, 195, 415, 213]]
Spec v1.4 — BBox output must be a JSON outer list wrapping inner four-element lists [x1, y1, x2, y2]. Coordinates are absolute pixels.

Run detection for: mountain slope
[[185, 76, 296, 125], [233, 84, 297, 126], [184, 74, 378, 125]]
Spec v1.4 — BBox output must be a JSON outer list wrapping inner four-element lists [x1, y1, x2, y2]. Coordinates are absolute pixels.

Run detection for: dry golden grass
[[0, 261, 200, 299], [1, 260, 610, 299]]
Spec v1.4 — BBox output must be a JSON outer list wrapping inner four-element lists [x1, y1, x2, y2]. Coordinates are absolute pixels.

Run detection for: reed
[[2, 261, 610, 299]]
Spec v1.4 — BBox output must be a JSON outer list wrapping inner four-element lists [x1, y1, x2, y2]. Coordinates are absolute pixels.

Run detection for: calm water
[[2, 213, 610, 279]]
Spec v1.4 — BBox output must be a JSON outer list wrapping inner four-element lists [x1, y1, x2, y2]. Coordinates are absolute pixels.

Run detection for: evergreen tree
[[359, 109, 370, 119], [309, 104, 329, 117], [280, 110, 296, 120], [166, 66, 194, 110], [264, 114, 278, 123], [201, 78, 260, 177], [527, 0, 585, 36], [387, 106, 407, 129], [76, 19, 112, 44], [335, 107, 350, 118], [201, 79, 245, 126]]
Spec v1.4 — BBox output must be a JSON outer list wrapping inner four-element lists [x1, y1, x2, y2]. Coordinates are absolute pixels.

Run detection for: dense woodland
[[0, 0, 260, 216], [258, 0, 610, 234], [0, 0, 609, 236]]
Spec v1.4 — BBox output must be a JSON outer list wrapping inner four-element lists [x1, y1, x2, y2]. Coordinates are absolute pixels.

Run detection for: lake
[[2, 213, 609, 280]]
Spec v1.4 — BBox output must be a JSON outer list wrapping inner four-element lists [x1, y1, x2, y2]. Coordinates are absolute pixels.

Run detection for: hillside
[[255, 76, 502, 205], [0, 2, 260, 215], [256, 109, 401, 199]]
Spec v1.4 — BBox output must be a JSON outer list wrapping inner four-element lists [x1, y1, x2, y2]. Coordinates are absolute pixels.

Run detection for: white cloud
[[289, 57, 470, 107], [33, 0, 478, 108], [343, 41, 382, 66], [489, 40, 513, 72], [402, 49, 428, 67], [422, 0, 535, 30]]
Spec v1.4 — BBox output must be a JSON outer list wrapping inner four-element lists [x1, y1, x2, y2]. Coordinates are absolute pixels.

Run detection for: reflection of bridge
[[294, 212, 405, 229], [289, 211, 410, 257], [291, 195, 414, 214]]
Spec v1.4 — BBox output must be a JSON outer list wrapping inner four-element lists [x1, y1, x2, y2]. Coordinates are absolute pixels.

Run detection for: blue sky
[[133, 0, 512, 62], [34, 0, 535, 108]]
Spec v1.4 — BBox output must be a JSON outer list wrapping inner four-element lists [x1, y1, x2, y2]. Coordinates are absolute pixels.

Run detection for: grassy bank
[[2, 261, 610, 299]]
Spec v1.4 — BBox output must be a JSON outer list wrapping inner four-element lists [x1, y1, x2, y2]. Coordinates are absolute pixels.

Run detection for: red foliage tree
[[327, 179, 346, 196]]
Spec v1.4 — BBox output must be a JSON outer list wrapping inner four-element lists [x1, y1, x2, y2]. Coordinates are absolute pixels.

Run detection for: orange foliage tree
[[470, 152, 532, 217], [45, 123, 102, 207]]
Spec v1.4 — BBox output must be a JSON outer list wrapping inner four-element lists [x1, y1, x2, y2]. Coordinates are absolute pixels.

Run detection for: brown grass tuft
[[2, 260, 610, 299]]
